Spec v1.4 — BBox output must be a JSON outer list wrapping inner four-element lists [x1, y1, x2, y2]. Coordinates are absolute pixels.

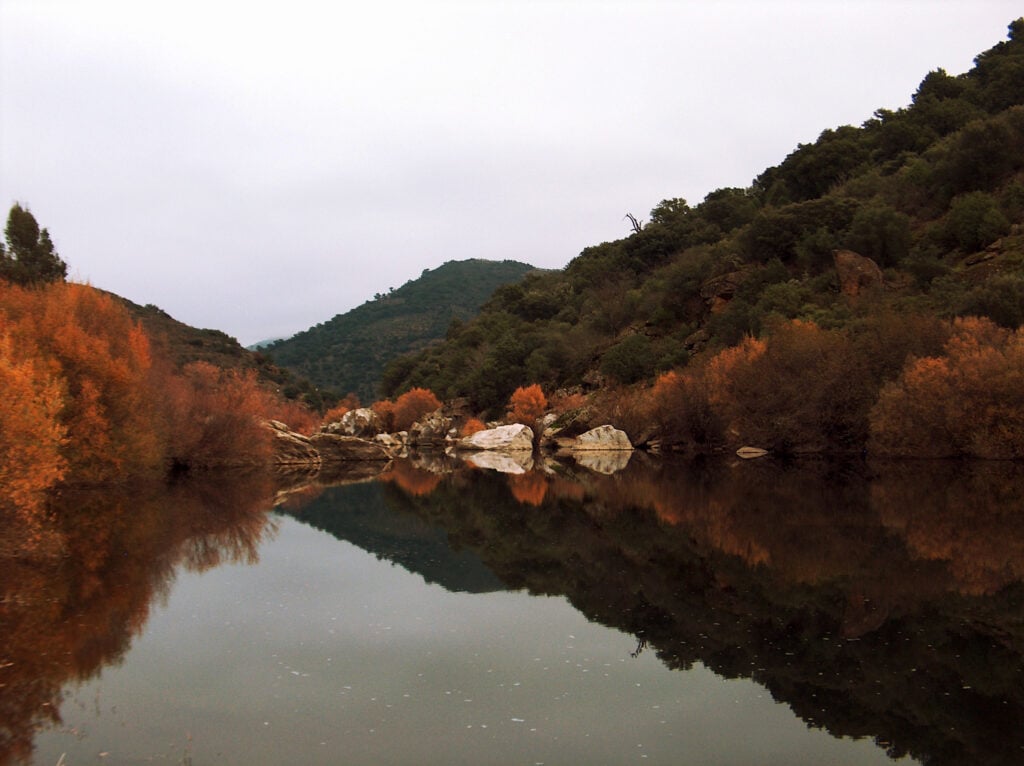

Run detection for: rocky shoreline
[[267, 405, 637, 483]]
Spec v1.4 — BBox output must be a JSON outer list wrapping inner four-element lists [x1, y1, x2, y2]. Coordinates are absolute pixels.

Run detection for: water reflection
[[0, 472, 278, 764], [340, 455, 1024, 766], [3, 457, 1023, 764]]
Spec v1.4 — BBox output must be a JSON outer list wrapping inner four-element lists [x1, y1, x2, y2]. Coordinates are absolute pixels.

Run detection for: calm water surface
[[4, 456, 1023, 765]]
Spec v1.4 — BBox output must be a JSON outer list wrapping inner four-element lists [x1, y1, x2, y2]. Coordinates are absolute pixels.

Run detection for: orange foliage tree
[[0, 333, 67, 512], [871, 317, 1024, 458], [705, 322, 874, 453], [648, 369, 724, 450], [391, 387, 442, 431], [371, 399, 396, 432], [163, 361, 284, 468], [0, 280, 318, 484], [0, 281, 162, 482], [506, 383, 548, 425], [321, 392, 361, 428], [460, 417, 487, 437]]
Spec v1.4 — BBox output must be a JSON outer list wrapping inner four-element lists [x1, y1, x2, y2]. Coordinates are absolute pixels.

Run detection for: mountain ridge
[[265, 258, 540, 403]]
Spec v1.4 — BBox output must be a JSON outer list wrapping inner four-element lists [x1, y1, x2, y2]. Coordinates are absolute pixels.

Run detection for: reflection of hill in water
[[280, 480, 505, 594], [366, 457, 1024, 766]]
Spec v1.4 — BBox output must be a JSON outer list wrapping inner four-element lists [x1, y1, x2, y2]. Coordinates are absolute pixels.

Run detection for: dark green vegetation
[[0, 204, 67, 285], [384, 20, 1024, 415], [281, 481, 504, 594], [266, 259, 538, 404]]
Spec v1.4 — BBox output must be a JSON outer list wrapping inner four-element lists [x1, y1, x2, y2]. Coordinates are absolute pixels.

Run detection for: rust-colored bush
[[460, 417, 487, 437], [507, 383, 548, 425], [648, 369, 724, 450], [870, 316, 1024, 458], [392, 387, 442, 431]]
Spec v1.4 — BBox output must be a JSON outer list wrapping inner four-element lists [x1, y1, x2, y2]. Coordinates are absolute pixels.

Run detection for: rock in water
[[309, 433, 393, 461], [457, 423, 535, 451], [572, 425, 633, 451], [324, 407, 384, 437]]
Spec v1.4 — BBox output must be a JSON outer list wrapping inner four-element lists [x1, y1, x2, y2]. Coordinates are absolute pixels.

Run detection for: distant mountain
[[265, 258, 539, 403], [247, 337, 287, 351]]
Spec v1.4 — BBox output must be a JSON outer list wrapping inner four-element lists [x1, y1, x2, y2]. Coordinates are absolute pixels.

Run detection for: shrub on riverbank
[[0, 280, 318, 494]]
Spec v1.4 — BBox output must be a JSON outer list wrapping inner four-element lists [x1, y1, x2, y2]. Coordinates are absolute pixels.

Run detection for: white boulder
[[572, 425, 633, 451], [457, 423, 535, 451]]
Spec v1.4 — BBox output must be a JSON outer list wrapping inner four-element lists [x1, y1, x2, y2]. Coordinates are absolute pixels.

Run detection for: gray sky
[[2, 1, 1020, 346]]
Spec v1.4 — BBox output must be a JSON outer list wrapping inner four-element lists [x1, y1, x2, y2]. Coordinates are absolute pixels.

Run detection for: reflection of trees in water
[[0, 472, 278, 765], [379, 456, 1024, 766]]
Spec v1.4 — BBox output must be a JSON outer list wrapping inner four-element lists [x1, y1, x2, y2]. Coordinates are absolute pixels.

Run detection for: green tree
[[844, 203, 912, 267], [600, 334, 655, 384], [944, 191, 1010, 252], [1, 204, 68, 285]]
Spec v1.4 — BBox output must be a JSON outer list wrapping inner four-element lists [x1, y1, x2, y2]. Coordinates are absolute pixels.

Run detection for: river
[[3, 454, 1022, 764]]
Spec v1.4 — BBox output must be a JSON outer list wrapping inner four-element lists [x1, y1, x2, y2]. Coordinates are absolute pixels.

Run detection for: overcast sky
[[1, 1, 1020, 345]]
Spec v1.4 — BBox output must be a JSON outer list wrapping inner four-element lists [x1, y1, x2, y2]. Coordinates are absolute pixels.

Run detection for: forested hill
[[113, 294, 330, 409], [383, 19, 1024, 416], [265, 258, 538, 403]]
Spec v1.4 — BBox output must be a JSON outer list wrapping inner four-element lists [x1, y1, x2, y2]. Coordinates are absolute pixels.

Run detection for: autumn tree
[[0, 204, 67, 285], [163, 362, 281, 467], [0, 281, 162, 482], [507, 383, 548, 425], [870, 317, 1024, 458], [0, 333, 67, 513], [391, 387, 442, 431], [371, 399, 396, 432], [706, 322, 874, 453], [648, 369, 724, 450], [460, 417, 487, 437]]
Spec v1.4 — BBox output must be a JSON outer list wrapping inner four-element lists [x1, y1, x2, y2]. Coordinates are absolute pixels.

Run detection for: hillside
[[265, 258, 538, 403], [383, 19, 1024, 418], [113, 295, 330, 409]]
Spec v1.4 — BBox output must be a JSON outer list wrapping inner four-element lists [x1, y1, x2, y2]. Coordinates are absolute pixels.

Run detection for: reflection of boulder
[[573, 449, 632, 474], [458, 423, 535, 451], [572, 425, 633, 451], [465, 450, 534, 474]]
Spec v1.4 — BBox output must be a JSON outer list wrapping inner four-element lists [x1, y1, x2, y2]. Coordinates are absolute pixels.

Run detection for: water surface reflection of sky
[[35, 514, 904, 765]]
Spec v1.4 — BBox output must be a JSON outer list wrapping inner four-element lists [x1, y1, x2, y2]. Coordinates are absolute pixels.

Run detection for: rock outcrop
[[268, 422, 394, 483], [268, 420, 320, 465], [700, 269, 750, 313], [572, 425, 633, 451], [833, 249, 884, 297], [457, 423, 535, 452], [309, 433, 393, 462], [324, 407, 384, 437], [408, 410, 454, 448]]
